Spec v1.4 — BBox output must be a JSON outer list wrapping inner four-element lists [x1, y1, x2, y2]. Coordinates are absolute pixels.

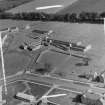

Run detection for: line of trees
[[0, 11, 105, 24]]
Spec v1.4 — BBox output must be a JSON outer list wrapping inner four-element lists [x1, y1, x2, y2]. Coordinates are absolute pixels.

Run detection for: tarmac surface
[[1, 72, 105, 95]]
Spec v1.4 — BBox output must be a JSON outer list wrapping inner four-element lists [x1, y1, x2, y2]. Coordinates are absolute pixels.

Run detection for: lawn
[[2, 80, 26, 105], [26, 81, 51, 99], [0, 20, 49, 77], [48, 88, 76, 105], [2, 80, 51, 105]]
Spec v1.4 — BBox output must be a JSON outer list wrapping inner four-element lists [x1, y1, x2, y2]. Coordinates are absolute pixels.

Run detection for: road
[[1, 72, 105, 96]]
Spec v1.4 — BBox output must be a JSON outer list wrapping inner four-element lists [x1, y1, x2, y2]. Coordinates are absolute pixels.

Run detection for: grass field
[[48, 95, 76, 105], [48, 88, 77, 105], [0, 19, 105, 105], [2, 81, 26, 105], [0, 0, 34, 12], [1, 19, 105, 80], [26, 81, 51, 99], [35, 22, 105, 81], [1, 1, 105, 105], [0, 20, 48, 77], [2, 79, 83, 105], [7, 0, 77, 13], [3, 51, 31, 76], [58, 0, 105, 14], [2, 80, 51, 105]]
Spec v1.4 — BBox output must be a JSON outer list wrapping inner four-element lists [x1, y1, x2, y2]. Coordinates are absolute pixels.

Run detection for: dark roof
[[32, 29, 48, 34], [0, 28, 9, 31]]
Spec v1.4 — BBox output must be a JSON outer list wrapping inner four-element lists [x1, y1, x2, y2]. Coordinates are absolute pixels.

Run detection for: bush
[[54, 71, 66, 78], [73, 94, 82, 103], [35, 62, 53, 75], [0, 11, 104, 24], [81, 95, 103, 105]]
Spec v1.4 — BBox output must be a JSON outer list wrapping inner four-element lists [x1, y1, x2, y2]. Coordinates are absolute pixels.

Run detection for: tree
[[100, 12, 105, 18], [35, 62, 53, 75], [79, 12, 98, 20], [54, 71, 66, 78], [73, 94, 82, 103], [64, 13, 70, 22], [69, 13, 77, 22], [79, 11, 88, 20]]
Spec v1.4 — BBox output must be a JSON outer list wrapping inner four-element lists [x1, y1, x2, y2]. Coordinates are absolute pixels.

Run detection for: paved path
[[1, 72, 105, 96]]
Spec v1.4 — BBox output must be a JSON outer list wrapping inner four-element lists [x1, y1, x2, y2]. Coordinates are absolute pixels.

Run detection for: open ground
[[2, 79, 77, 105], [0, 19, 105, 80], [1, 0, 105, 105], [0, 17, 105, 105], [7, 0, 77, 13], [0, 0, 34, 11]]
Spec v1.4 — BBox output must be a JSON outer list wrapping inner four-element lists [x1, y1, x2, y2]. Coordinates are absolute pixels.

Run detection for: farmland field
[[0, 0, 34, 11], [58, 0, 105, 14], [7, 0, 78, 13]]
